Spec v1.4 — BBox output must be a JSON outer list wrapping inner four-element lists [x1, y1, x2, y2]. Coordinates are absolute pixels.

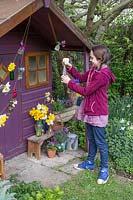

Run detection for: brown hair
[[91, 44, 111, 66]]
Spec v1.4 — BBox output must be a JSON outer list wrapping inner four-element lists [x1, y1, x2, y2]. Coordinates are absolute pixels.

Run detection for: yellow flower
[[8, 62, 16, 72], [29, 104, 49, 121], [45, 92, 50, 97], [0, 114, 8, 127], [51, 98, 54, 103], [76, 93, 82, 97], [46, 113, 55, 125]]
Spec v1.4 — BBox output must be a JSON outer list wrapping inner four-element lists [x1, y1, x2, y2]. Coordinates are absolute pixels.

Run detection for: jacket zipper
[[91, 101, 95, 112]]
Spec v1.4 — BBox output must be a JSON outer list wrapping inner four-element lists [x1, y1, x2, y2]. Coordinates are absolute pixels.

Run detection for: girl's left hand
[[61, 75, 71, 84]]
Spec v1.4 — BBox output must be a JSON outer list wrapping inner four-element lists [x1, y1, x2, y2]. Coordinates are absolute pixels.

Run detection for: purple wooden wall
[[0, 25, 52, 160]]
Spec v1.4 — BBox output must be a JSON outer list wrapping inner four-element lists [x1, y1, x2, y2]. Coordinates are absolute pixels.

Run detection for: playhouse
[[0, 0, 91, 160]]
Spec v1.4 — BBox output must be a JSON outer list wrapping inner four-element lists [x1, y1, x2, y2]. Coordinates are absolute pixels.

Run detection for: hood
[[101, 67, 115, 84]]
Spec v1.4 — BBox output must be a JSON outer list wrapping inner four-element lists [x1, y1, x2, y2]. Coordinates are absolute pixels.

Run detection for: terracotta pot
[[47, 149, 56, 158]]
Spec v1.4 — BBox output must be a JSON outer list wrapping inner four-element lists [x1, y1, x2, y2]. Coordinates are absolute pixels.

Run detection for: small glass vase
[[35, 120, 43, 137]]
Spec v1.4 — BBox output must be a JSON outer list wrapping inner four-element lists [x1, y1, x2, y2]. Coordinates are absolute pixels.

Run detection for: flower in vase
[[8, 62, 16, 71], [29, 103, 49, 121], [46, 113, 55, 125]]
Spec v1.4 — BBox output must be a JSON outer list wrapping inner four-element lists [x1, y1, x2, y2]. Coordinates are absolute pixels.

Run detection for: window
[[25, 52, 50, 89], [0, 63, 8, 82]]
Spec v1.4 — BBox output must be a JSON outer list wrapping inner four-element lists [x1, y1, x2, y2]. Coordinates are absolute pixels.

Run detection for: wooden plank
[[0, 0, 43, 38], [27, 131, 54, 143]]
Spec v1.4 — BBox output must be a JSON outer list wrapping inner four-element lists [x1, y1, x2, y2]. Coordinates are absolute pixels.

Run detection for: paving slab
[[5, 149, 85, 187]]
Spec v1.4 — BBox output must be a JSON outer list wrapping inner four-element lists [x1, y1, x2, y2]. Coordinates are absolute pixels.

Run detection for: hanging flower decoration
[[8, 62, 16, 72], [1, 82, 11, 93], [0, 17, 31, 128], [7, 99, 18, 116], [61, 40, 66, 47], [54, 40, 66, 51], [0, 114, 9, 127]]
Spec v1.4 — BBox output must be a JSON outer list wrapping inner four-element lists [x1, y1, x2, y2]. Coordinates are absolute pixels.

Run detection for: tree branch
[[93, 0, 133, 35], [85, 0, 99, 36]]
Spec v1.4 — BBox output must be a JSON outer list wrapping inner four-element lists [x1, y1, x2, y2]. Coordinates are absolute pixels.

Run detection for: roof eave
[[0, 0, 43, 38]]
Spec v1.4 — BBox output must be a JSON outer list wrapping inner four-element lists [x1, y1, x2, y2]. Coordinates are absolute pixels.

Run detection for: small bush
[[106, 97, 133, 174], [9, 181, 64, 200]]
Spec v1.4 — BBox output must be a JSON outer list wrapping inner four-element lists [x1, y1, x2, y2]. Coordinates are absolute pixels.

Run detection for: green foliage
[[103, 17, 133, 97], [9, 181, 64, 200], [52, 100, 65, 112], [52, 51, 84, 100], [52, 52, 66, 99], [54, 131, 68, 144], [47, 142, 57, 150], [0, 179, 16, 200], [65, 120, 86, 149], [106, 97, 133, 174]]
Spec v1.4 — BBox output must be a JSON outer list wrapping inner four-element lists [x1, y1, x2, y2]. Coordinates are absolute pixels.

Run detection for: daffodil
[[8, 62, 16, 72], [29, 104, 49, 121], [45, 92, 50, 97], [46, 113, 55, 125], [0, 114, 8, 127]]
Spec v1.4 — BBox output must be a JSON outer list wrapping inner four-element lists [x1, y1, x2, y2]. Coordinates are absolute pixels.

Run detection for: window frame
[[25, 52, 50, 89], [0, 63, 9, 82]]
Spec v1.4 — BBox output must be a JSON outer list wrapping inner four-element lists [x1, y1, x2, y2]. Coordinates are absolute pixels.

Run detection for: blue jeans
[[86, 123, 108, 168]]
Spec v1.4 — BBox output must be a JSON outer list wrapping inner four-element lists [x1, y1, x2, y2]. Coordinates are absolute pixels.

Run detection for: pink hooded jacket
[[67, 65, 115, 116]]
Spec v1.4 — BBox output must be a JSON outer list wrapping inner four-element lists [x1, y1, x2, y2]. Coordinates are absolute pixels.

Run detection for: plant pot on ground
[[54, 131, 68, 152], [55, 144, 64, 157], [47, 142, 57, 158]]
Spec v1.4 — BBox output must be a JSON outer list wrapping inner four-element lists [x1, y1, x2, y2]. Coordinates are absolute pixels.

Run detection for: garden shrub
[[106, 97, 133, 174], [103, 17, 133, 97], [9, 181, 64, 200]]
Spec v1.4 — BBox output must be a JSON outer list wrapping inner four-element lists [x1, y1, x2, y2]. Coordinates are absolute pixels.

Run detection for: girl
[[61, 44, 115, 184]]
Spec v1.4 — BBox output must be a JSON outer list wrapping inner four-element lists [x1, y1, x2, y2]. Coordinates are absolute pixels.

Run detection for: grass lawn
[[60, 170, 133, 200]]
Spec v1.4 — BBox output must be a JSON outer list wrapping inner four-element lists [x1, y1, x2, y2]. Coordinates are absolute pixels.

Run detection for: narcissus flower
[[8, 62, 16, 72]]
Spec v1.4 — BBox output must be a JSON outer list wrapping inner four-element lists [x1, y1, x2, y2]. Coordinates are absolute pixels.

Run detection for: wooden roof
[[0, 0, 92, 51]]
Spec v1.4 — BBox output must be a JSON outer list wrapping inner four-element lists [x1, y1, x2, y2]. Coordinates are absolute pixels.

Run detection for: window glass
[[29, 71, 37, 85], [29, 56, 36, 70], [38, 55, 46, 69], [38, 70, 46, 82]]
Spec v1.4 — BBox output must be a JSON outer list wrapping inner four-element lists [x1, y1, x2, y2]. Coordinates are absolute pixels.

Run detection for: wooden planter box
[[56, 105, 78, 122], [53, 105, 78, 131]]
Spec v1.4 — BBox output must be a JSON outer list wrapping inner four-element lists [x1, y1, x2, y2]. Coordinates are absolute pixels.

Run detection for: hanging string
[[48, 12, 65, 74], [0, 16, 31, 115], [20, 15, 31, 66]]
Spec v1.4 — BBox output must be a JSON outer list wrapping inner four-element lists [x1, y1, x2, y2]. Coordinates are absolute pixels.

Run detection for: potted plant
[[52, 98, 77, 123], [47, 141, 57, 158], [56, 144, 64, 157], [54, 131, 68, 151]]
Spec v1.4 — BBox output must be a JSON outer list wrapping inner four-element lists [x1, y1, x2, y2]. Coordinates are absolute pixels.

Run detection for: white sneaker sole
[[73, 164, 85, 170], [73, 164, 94, 171], [97, 176, 109, 184]]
